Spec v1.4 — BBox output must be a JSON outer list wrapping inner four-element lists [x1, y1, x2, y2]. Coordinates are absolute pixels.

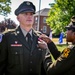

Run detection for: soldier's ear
[[17, 16, 19, 21], [73, 32, 75, 35]]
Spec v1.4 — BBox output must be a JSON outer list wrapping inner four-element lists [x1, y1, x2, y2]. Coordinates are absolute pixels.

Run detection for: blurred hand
[[39, 34, 52, 43], [38, 39, 48, 49]]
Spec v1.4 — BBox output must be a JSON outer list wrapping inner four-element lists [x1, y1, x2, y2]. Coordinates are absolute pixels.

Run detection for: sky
[[0, 0, 54, 24]]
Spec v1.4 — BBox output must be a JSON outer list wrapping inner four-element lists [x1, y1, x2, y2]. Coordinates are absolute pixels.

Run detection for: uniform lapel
[[31, 30, 38, 52], [15, 26, 30, 50]]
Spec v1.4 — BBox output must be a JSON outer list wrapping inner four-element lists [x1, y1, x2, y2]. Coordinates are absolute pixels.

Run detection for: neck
[[72, 41, 75, 45], [20, 25, 32, 32]]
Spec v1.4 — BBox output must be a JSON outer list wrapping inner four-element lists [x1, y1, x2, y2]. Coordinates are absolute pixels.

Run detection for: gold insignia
[[62, 48, 70, 58], [26, 2, 30, 5]]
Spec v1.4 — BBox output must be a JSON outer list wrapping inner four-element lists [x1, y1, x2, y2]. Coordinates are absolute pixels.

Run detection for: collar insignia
[[17, 31, 19, 34]]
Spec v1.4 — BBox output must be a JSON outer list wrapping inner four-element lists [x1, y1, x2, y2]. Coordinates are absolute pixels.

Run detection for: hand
[[39, 34, 52, 43], [38, 39, 48, 49]]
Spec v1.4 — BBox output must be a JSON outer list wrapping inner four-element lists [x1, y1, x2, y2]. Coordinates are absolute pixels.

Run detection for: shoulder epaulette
[[33, 28, 42, 36], [1, 26, 18, 35], [68, 44, 75, 49], [35, 31, 42, 36]]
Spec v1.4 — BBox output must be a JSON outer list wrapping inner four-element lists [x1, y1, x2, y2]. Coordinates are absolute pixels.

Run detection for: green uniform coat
[[47, 45, 75, 75], [0, 26, 52, 75]]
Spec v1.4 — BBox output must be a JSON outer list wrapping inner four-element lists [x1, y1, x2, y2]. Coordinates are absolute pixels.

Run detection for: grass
[[56, 44, 67, 52], [51, 44, 67, 62], [52, 38, 66, 43], [51, 38, 68, 52], [50, 38, 68, 61]]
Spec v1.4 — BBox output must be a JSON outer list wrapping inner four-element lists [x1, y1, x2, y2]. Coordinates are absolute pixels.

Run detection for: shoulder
[[68, 45, 75, 50], [1, 27, 17, 39], [61, 45, 75, 58], [32, 29, 42, 36], [2, 27, 18, 35], [0, 27, 18, 43]]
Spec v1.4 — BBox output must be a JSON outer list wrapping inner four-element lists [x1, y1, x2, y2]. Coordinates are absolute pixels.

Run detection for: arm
[[39, 34, 60, 59], [47, 42, 60, 59], [47, 47, 75, 75], [38, 39, 52, 75], [0, 34, 7, 75]]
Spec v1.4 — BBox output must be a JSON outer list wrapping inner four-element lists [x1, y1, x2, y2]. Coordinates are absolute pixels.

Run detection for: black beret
[[15, 1, 36, 16], [66, 22, 75, 31], [71, 16, 75, 22], [71, 15, 75, 25]]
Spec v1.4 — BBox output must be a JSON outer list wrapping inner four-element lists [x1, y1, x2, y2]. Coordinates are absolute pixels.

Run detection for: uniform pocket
[[8, 47, 23, 65]]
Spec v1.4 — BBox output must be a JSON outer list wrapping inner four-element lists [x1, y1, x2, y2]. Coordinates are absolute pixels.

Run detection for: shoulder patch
[[0, 34, 3, 43], [62, 48, 70, 58]]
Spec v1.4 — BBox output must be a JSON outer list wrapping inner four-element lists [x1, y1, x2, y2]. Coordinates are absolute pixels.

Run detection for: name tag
[[11, 44, 22, 47]]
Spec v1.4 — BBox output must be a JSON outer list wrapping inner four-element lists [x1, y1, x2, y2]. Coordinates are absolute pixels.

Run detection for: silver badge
[[26, 2, 30, 5]]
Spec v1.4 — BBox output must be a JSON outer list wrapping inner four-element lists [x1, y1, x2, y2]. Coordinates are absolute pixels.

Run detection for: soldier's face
[[66, 30, 75, 42], [17, 12, 34, 26]]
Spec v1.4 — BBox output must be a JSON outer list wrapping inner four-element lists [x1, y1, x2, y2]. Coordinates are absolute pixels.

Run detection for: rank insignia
[[62, 48, 70, 58]]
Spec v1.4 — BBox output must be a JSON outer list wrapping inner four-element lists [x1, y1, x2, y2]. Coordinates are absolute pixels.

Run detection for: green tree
[[0, 0, 11, 16], [46, 0, 75, 35]]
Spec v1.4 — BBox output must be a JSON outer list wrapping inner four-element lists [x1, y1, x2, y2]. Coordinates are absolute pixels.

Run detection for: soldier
[[0, 1, 52, 75], [71, 15, 75, 25], [47, 20, 75, 75]]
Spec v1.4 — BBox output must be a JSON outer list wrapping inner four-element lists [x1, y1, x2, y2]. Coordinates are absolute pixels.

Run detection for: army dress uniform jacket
[[0, 26, 52, 75], [47, 45, 75, 75], [47, 42, 60, 60]]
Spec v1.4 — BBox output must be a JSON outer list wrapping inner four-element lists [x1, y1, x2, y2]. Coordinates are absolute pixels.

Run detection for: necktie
[[26, 33, 32, 49]]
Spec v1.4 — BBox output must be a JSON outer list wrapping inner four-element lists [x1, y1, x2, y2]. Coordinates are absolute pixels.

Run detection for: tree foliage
[[0, 18, 17, 32], [0, 0, 11, 16], [46, 0, 75, 35]]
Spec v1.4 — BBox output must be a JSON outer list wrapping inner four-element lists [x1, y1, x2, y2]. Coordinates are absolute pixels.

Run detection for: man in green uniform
[[0, 1, 52, 75]]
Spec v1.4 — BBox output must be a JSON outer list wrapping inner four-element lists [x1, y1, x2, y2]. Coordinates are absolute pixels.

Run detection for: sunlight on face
[[66, 30, 73, 42], [17, 12, 34, 26]]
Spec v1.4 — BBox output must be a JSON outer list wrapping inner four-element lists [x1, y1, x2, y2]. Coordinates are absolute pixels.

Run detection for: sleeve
[[47, 48, 75, 75], [42, 48, 52, 74], [0, 34, 8, 75], [48, 42, 60, 59]]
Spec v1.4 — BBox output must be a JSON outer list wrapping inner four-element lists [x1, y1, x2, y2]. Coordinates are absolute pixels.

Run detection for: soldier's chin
[[66, 39, 71, 42], [27, 23, 33, 25], [66, 39, 68, 42]]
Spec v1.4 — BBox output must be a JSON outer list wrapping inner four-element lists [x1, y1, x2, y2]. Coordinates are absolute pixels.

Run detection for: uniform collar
[[20, 26, 32, 37]]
